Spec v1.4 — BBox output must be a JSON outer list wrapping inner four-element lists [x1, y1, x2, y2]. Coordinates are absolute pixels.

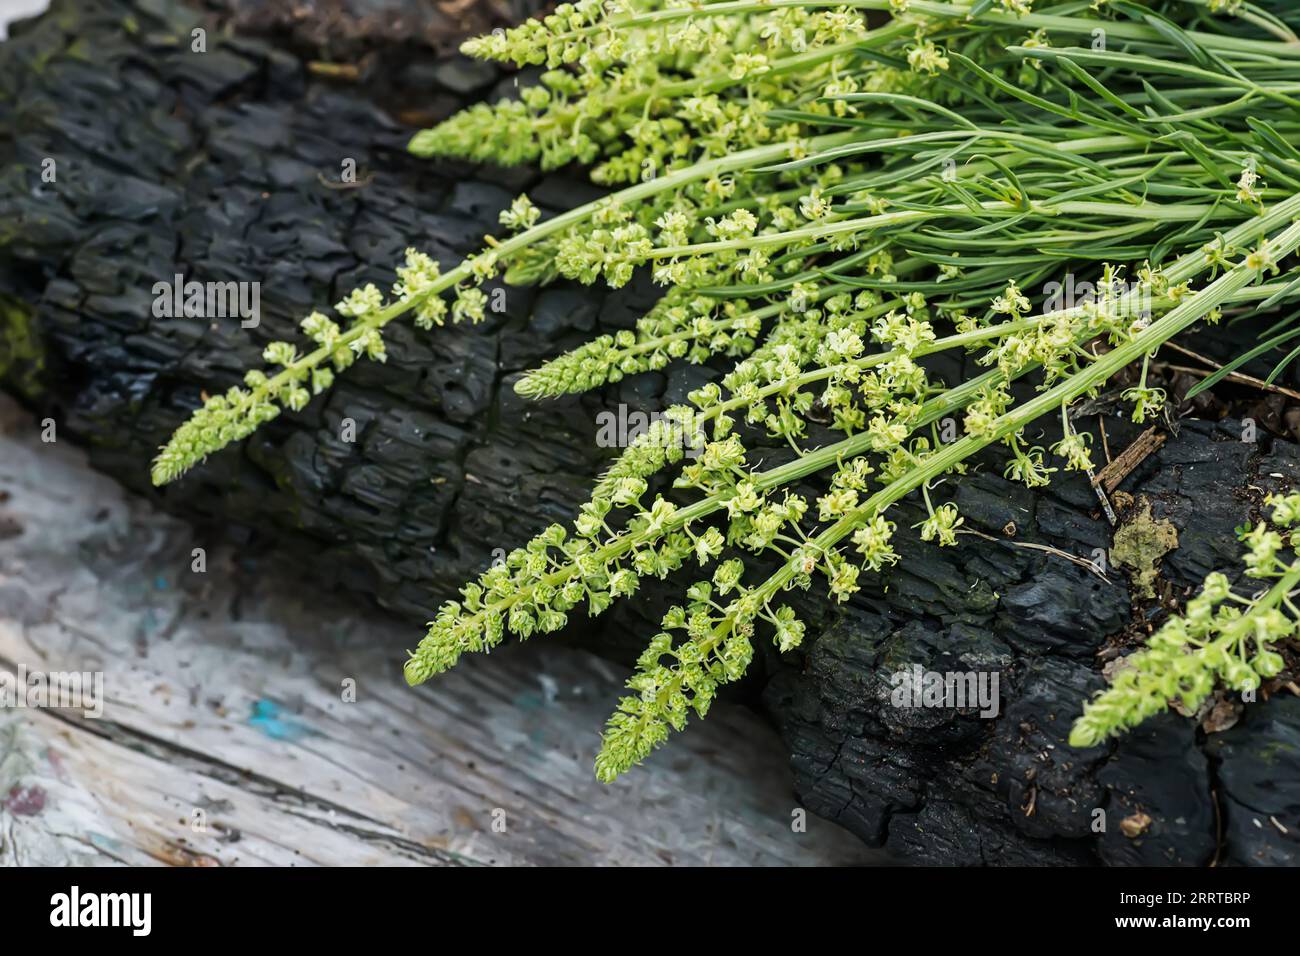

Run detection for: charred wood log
[[4, 0, 1300, 866]]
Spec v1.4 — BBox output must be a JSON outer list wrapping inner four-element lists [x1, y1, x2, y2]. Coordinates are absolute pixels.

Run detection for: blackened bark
[[4, 0, 1300, 866], [770, 425, 1300, 865]]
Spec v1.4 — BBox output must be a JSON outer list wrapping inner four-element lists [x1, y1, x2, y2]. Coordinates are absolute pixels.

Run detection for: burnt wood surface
[[4, 0, 1300, 866]]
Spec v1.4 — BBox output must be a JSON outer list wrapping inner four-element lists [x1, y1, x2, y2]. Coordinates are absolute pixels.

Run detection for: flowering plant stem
[[583, 210, 1300, 775], [510, 1, 1300, 59], [405, 194, 1300, 680], [776, 216, 1300, 603], [154, 0, 1300, 780], [150, 132, 855, 484]]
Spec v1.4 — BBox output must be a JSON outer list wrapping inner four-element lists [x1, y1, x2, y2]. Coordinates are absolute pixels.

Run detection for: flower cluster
[[518, 290, 769, 397], [152, 244, 504, 484], [420, 1, 875, 180], [1071, 493, 1300, 748], [151, 279, 395, 485]]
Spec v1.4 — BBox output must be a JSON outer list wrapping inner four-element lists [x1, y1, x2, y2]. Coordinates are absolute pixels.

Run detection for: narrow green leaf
[[1185, 327, 1300, 400]]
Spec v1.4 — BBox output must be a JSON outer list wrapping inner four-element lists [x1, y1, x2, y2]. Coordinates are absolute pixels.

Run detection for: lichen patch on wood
[[1110, 497, 1180, 599], [0, 296, 42, 401]]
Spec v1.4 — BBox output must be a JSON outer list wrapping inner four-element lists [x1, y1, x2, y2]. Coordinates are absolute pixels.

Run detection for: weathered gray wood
[[0, 395, 875, 866], [0, 1, 48, 39]]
